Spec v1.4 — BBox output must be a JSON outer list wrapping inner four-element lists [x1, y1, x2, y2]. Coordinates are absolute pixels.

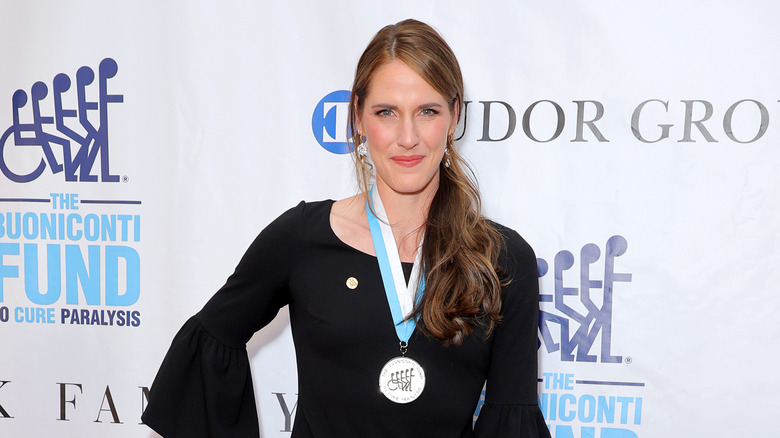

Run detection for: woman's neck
[[374, 181, 437, 260]]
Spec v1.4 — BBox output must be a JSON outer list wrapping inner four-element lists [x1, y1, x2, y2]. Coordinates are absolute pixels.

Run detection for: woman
[[143, 19, 550, 437]]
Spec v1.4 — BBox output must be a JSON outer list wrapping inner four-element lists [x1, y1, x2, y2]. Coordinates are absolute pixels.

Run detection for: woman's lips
[[391, 155, 424, 167]]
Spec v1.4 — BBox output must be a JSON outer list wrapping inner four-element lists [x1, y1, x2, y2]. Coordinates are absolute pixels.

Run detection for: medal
[[366, 186, 426, 403], [378, 355, 426, 404]]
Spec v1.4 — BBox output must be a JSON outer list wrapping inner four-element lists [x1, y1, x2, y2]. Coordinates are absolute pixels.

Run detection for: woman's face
[[358, 60, 457, 199]]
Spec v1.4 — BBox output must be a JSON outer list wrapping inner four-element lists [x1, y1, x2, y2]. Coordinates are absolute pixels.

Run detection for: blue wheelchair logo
[[0, 58, 123, 183], [537, 236, 632, 363]]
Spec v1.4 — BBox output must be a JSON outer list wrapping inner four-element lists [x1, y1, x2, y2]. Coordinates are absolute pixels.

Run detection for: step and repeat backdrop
[[1, 1, 778, 437]]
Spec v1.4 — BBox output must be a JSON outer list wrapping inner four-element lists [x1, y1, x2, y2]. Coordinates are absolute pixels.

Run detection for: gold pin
[[346, 277, 359, 290]]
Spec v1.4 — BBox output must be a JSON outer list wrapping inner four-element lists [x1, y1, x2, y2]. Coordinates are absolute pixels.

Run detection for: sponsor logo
[[537, 235, 631, 363], [312, 93, 775, 149], [312, 90, 352, 154], [0, 380, 150, 424], [536, 236, 644, 437], [539, 373, 643, 438], [0, 194, 142, 327], [0, 59, 141, 329], [1, 58, 123, 183]]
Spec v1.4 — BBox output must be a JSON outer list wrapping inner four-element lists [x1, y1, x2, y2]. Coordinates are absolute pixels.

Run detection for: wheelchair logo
[[0, 58, 123, 183], [537, 235, 632, 363]]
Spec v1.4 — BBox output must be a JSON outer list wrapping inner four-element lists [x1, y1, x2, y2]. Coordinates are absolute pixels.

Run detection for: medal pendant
[[378, 356, 425, 403]]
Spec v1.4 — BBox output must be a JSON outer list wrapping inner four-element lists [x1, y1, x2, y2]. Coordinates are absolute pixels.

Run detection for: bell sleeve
[[141, 202, 305, 438], [474, 227, 551, 438]]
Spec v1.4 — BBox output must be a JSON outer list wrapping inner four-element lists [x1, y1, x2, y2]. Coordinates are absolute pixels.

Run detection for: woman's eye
[[376, 109, 393, 117], [421, 108, 439, 116]]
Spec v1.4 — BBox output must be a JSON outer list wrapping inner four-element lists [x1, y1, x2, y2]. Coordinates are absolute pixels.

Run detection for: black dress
[[142, 200, 550, 437]]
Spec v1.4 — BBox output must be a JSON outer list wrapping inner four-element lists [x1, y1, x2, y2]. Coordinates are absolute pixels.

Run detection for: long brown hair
[[348, 19, 505, 346]]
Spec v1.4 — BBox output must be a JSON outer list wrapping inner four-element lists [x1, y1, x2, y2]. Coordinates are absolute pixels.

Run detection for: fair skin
[[331, 60, 458, 262]]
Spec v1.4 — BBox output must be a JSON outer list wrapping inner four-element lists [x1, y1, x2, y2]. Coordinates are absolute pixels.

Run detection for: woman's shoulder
[[487, 220, 535, 258], [486, 219, 538, 278], [271, 199, 335, 223], [285, 198, 335, 216], [254, 199, 336, 242]]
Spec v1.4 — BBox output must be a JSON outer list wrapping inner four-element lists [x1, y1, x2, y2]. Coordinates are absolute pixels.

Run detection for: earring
[[444, 135, 453, 168], [357, 139, 373, 171], [357, 142, 368, 161]]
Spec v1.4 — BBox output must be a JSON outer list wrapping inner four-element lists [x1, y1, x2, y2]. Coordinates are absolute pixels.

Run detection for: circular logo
[[378, 356, 426, 403], [312, 90, 353, 154]]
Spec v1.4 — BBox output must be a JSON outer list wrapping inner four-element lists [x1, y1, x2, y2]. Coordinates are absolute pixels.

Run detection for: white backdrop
[[1, 1, 778, 437]]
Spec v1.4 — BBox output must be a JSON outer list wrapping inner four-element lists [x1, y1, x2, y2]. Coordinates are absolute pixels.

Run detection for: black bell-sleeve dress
[[142, 200, 550, 437]]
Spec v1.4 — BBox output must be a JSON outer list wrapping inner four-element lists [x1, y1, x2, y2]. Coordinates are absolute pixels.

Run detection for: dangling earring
[[444, 134, 453, 168], [357, 141, 368, 161], [357, 138, 373, 171]]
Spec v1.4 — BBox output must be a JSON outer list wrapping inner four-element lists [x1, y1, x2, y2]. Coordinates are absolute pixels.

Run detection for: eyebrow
[[370, 103, 444, 111]]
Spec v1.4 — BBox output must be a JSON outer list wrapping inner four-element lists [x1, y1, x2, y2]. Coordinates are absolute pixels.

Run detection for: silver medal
[[378, 356, 426, 403]]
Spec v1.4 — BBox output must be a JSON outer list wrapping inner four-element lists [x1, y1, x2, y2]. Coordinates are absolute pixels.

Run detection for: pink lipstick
[[391, 155, 424, 167]]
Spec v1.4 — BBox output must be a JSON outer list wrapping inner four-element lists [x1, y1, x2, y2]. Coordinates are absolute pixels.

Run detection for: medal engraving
[[378, 356, 425, 403]]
